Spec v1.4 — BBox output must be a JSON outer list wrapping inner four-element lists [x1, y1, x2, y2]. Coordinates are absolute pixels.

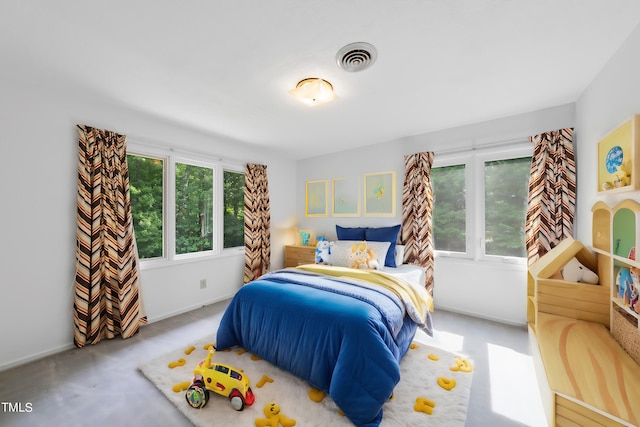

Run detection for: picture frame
[[597, 114, 640, 194], [364, 171, 396, 217], [305, 180, 328, 217], [332, 177, 360, 217]]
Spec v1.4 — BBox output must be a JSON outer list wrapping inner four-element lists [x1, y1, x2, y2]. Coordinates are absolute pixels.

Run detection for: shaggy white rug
[[139, 337, 473, 426]]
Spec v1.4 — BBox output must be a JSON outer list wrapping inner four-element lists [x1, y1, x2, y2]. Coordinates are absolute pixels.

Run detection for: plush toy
[[315, 237, 334, 264], [560, 257, 599, 284], [348, 242, 380, 270], [255, 402, 296, 427]]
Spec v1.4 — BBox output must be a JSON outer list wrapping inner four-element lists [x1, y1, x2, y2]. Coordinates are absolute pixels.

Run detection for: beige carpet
[[139, 336, 473, 426]]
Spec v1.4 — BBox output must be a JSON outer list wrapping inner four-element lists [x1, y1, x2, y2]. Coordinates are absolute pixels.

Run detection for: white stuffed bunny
[[561, 257, 599, 284]]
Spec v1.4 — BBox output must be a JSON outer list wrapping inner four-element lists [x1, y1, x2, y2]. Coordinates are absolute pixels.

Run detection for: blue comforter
[[216, 269, 429, 426]]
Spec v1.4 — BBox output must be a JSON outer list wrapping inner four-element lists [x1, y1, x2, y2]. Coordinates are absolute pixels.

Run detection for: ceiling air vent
[[336, 42, 377, 72]]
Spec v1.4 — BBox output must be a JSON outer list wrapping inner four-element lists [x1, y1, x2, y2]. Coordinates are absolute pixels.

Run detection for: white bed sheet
[[380, 264, 426, 288]]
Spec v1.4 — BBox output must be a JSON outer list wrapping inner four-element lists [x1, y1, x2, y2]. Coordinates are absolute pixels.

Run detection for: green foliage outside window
[[175, 162, 214, 254], [432, 164, 466, 252], [223, 171, 245, 248], [484, 157, 531, 257], [127, 154, 164, 259]]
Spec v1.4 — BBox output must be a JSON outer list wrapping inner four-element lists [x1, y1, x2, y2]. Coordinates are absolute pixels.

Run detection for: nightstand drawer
[[284, 245, 316, 267]]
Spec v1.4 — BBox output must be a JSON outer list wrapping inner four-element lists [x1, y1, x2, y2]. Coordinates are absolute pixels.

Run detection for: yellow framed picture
[[332, 177, 360, 217], [597, 115, 639, 194], [364, 171, 396, 217], [305, 180, 328, 217]]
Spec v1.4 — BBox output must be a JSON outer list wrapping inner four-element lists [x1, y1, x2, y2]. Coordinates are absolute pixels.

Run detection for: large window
[[483, 157, 530, 258], [223, 170, 245, 248], [432, 164, 466, 252], [128, 154, 164, 259], [175, 161, 214, 255], [432, 143, 532, 261], [127, 146, 245, 265]]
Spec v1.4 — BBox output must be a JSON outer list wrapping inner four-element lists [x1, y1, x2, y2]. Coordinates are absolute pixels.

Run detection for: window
[[483, 157, 530, 258], [432, 142, 532, 261], [126, 144, 245, 266], [432, 164, 466, 252], [223, 170, 245, 248], [175, 161, 214, 255], [127, 154, 164, 260]]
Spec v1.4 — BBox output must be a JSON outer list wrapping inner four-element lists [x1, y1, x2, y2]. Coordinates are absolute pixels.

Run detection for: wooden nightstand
[[284, 245, 316, 267]]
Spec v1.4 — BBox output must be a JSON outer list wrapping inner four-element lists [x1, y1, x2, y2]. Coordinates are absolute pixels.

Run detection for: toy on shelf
[[560, 257, 599, 284], [185, 346, 255, 411]]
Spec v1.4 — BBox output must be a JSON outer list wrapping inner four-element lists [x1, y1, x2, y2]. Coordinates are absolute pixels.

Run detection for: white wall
[[575, 23, 640, 244], [0, 75, 297, 371], [297, 104, 575, 325]]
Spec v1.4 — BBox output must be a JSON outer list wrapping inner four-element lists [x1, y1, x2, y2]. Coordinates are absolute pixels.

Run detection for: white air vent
[[336, 42, 377, 72]]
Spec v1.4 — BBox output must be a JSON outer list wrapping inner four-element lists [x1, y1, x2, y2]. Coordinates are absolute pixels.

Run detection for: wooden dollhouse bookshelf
[[528, 205, 640, 426]]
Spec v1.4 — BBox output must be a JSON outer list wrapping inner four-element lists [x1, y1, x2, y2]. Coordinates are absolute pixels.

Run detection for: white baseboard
[[0, 342, 76, 373], [0, 295, 235, 373], [144, 293, 234, 324], [435, 304, 527, 328]]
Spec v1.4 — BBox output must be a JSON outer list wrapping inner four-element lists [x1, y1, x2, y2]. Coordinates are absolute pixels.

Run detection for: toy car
[[185, 347, 255, 411]]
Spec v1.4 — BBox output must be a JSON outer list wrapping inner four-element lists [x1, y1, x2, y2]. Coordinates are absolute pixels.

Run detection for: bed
[[216, 260, 433, 427]]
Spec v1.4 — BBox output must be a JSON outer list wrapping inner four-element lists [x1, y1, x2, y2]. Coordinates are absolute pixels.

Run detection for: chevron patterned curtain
[[402, 152, 435, 297], [73, 125, 145, 348], [243, 163, 271, 283], [525, 128, 576, 265]]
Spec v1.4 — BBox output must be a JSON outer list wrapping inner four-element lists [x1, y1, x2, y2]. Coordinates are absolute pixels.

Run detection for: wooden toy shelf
[[527, 201, 640, 426]]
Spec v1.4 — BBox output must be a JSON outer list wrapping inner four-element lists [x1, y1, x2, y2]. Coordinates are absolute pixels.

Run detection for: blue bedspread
[[216, 269, 424, 426]]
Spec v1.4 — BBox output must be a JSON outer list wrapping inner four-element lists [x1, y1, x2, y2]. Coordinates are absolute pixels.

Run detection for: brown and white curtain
[[525, 128, 576, 265], [243, 163, 271, 283], [402, 152, 435, 297], [73, 125, 145, 348]]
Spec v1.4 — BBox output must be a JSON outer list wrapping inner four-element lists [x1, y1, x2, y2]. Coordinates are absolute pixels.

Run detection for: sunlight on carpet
[[487, 343, 547, 427], [139, 336, 473, 426]]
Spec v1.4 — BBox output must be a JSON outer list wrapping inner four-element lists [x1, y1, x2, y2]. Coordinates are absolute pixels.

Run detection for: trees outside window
[[127, 146, 245, 265], [175, 162, 214, 255], [127, 154, 164, 259], [223, 170, 245, 248], [432, 143, 532, 261], [432, 164, 466, 252]]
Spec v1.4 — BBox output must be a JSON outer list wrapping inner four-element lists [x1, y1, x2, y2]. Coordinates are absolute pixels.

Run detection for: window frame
[[127, 142, 245, 270], [433, 140, 532, 264]]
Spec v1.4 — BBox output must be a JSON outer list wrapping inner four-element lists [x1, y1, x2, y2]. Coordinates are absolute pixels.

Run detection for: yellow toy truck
[[185, 347, 255, 410]]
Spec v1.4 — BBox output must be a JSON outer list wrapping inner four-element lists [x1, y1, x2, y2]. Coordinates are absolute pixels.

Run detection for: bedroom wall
[[297, 104, 575, 325], [0, 75, 297, 371], [575, 22, 640, 244]]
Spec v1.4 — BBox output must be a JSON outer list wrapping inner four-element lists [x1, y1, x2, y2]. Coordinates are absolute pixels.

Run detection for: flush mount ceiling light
[[289, 78, 336, 106]]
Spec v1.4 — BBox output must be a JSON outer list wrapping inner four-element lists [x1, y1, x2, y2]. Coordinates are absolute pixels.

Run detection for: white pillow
[[395, 245, 405, 266], [331, 240, 391, 270]]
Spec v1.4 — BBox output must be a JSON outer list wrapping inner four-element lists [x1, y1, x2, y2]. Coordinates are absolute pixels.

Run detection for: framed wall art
[[305, 180, 328, 217], [364, 171, 396, 217], [597, 114, 639, 194], [332, 177, 360, 217]]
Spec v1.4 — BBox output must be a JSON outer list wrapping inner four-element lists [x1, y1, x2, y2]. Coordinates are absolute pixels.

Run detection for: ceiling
[[2, 1, 640, 159]]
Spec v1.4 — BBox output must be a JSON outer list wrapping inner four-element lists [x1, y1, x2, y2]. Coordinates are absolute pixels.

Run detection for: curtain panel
[[73, 125, 145, 348], [401, 151, 435, 297], [243, 163, 271, 283], [525, 128, 576, 265]]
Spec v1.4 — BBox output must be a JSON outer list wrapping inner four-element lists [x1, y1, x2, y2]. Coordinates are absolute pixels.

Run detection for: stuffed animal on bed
[[560, 257, 599, 284], [315, 237, 334, 264], [348, 242, 380, 270]]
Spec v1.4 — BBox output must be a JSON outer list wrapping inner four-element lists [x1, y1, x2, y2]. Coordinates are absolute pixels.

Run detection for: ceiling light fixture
[[289, 78, 336, 106]]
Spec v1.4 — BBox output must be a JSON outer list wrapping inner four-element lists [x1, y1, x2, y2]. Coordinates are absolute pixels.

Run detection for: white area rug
[[139, 337, 473, 426]]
